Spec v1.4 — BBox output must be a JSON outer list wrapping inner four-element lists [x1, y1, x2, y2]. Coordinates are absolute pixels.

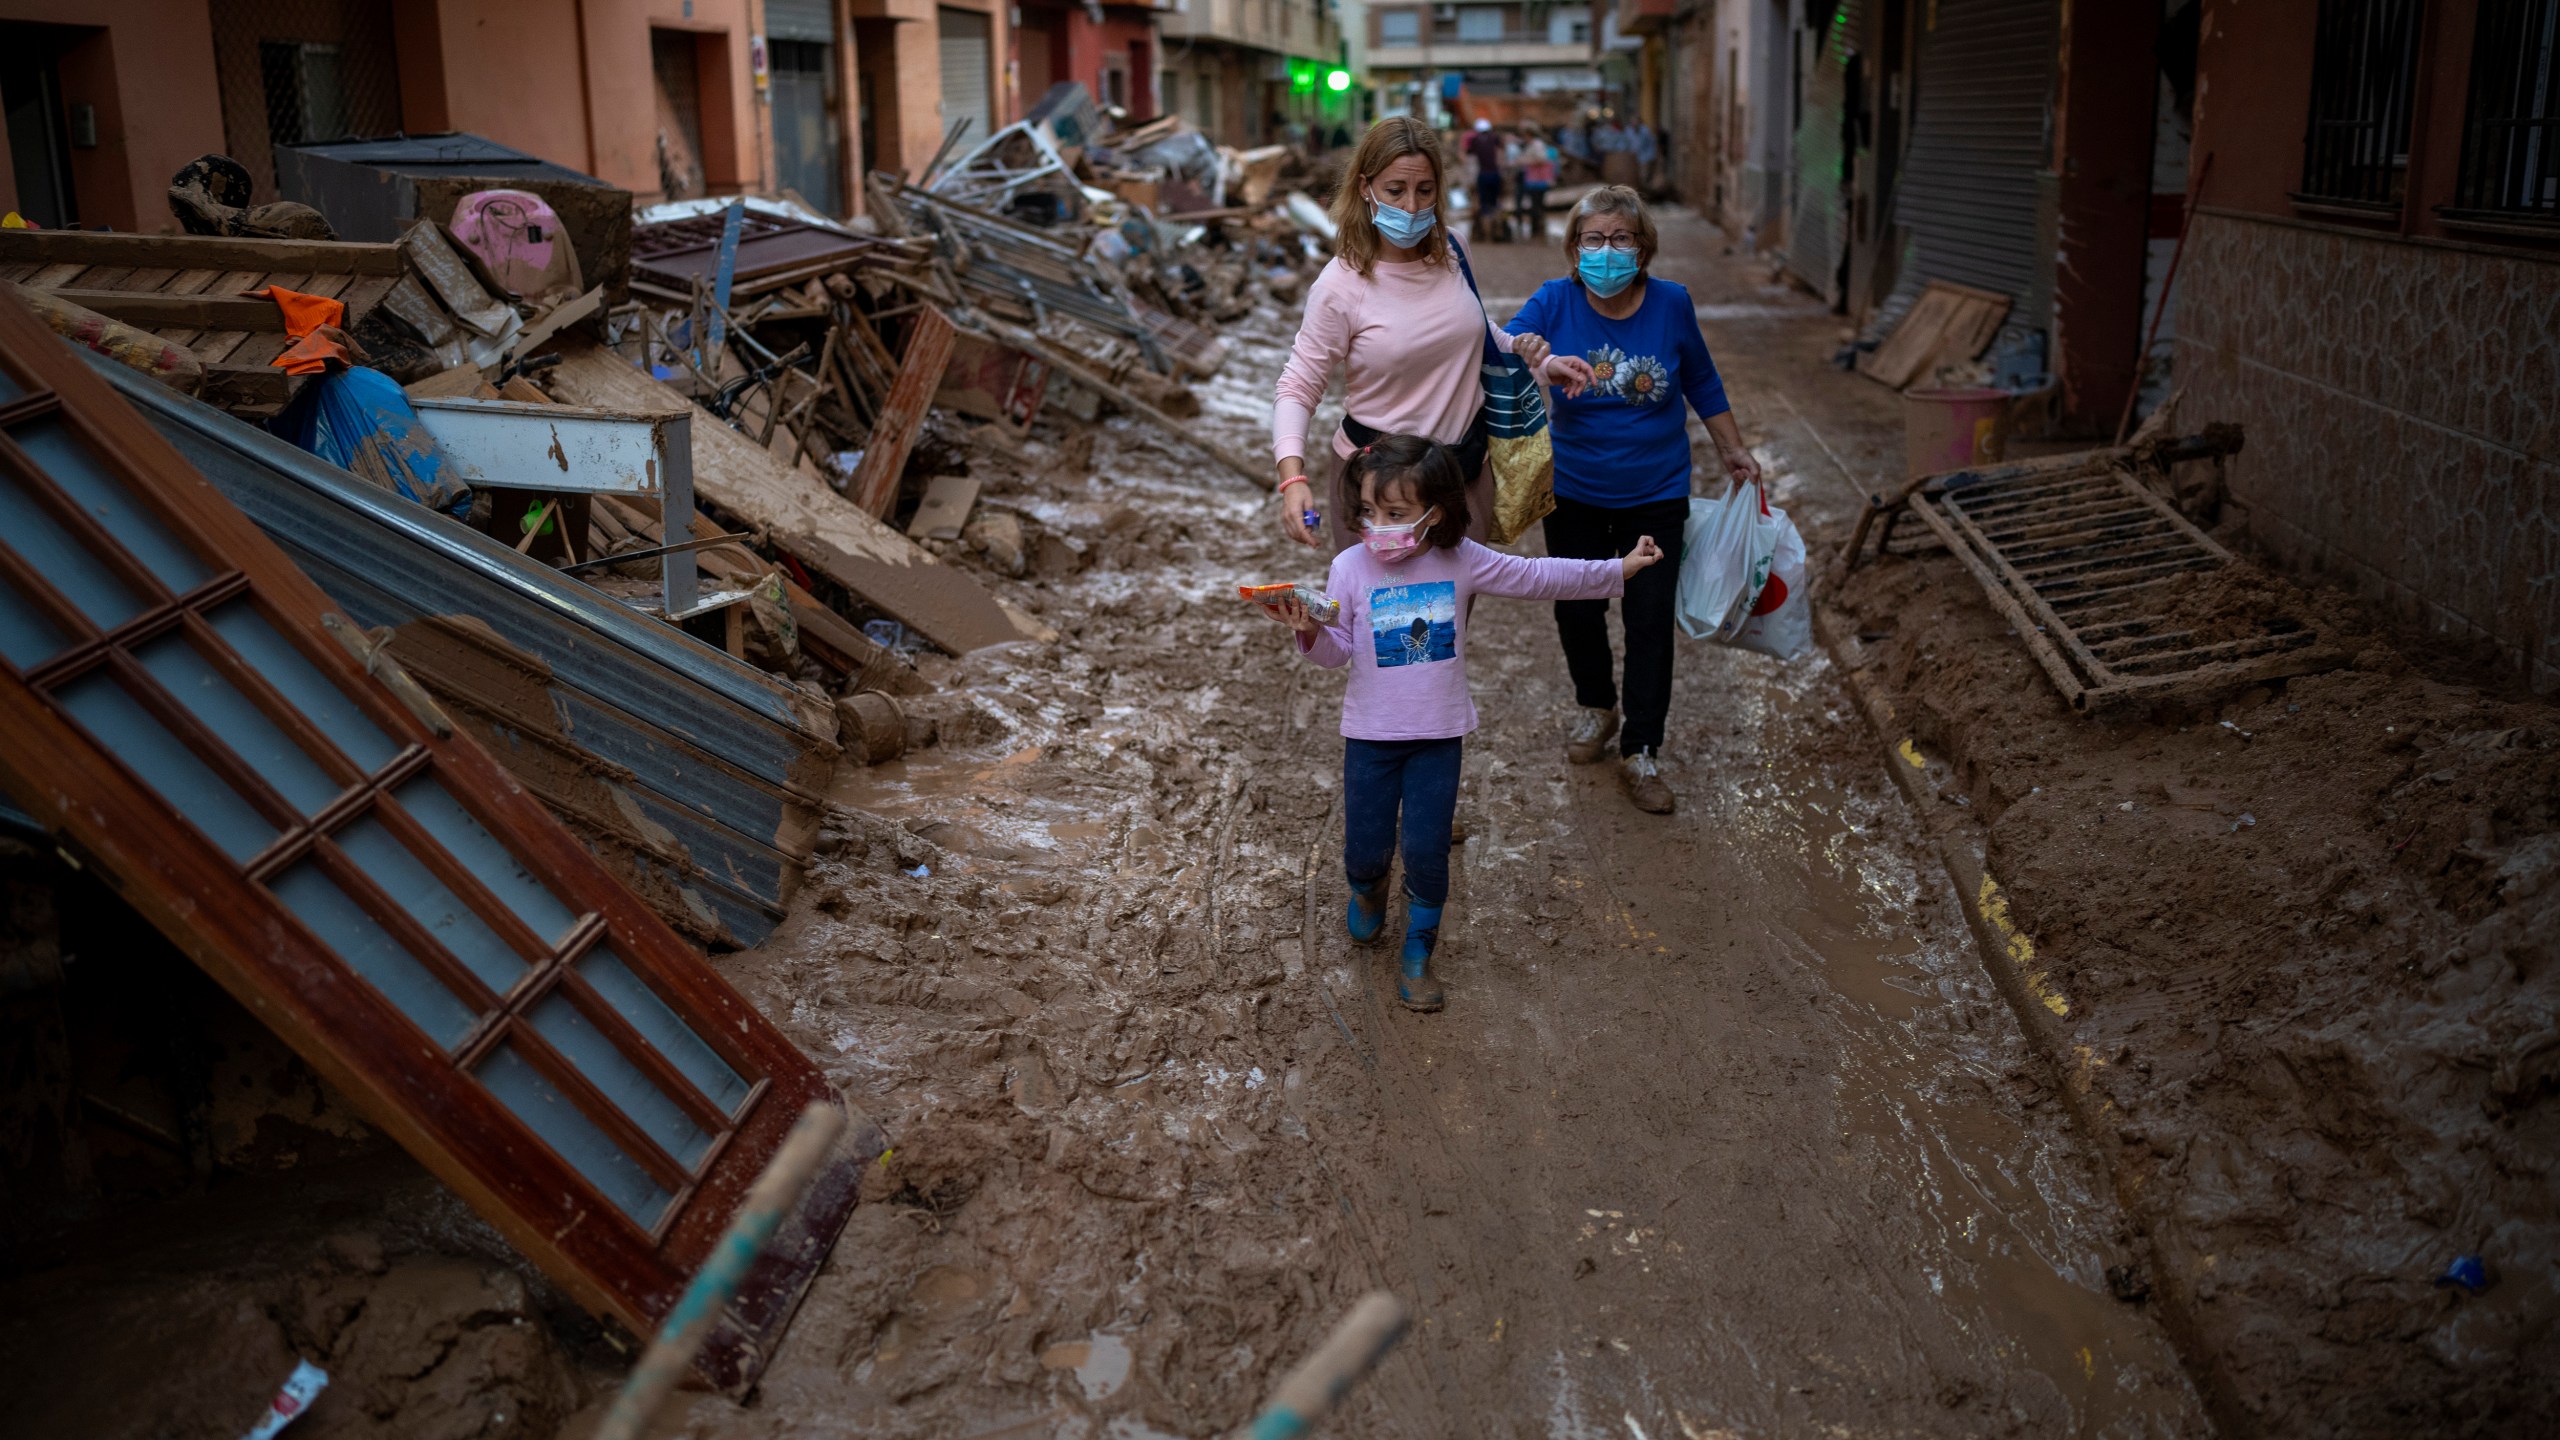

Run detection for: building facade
[[1160, 0, 1349, 146], [1367, 0, 1602, 128], [0, 0, 1078, 228], [2177, 0, 2559, 691]]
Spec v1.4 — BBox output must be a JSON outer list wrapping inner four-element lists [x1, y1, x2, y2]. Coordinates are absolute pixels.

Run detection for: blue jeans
[[1343, 736, 1463, 906]]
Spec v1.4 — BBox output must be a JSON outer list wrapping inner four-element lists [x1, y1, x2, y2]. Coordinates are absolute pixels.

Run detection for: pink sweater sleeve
[[1273, 267, 1355, 463], [1463, 541, 1624, 602]]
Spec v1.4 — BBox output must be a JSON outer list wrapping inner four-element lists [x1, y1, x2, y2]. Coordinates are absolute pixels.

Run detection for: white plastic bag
[[1675, 486, 1766, 640], [1725, 506, 1810, 660]]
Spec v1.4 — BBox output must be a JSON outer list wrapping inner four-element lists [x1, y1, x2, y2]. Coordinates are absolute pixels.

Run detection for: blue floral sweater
[[1506, 277, 1732, 508]]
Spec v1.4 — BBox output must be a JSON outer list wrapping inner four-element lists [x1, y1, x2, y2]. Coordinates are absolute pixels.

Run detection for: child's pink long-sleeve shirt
[[1270, 252, 1517, 463], [1296, 539, 1623, 740]]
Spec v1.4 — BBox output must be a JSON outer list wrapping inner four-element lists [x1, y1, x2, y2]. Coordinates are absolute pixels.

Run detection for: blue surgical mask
[[1369, 196, 1438, 249], [1579, 249, 1641, 297]]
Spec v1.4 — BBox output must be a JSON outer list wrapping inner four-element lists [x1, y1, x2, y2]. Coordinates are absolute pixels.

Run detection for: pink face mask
[[1362, 508, 1436, 563]]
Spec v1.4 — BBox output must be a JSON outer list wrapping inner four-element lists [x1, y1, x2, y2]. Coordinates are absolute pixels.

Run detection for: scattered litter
[[2231, 813, 2256, 832], [2435, 1255, 2490, 1292], [906, 865, 932, 879], [2119, 801, 2136, 811], [239, 1359, 328, 1440], [2221, 720, 2252, 739]]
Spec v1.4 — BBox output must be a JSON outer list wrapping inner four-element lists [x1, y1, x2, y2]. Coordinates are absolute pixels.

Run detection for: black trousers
[[1542, 493, 1689, 756]]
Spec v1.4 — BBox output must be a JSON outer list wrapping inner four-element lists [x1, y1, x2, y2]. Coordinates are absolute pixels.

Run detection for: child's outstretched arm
[[1465, 541, 1643, 603], [1258, 592, 1352, 667]]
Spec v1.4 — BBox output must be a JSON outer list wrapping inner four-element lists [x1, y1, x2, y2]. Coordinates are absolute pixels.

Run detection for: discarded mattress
[[90, 349, 838, 948]]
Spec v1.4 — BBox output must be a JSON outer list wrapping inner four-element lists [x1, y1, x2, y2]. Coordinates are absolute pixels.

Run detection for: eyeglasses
[[1576, 234, 1640, 254]]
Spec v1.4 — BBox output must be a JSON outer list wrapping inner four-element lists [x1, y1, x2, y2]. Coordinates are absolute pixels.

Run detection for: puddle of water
[[1038, 1330, 1133, 1400]]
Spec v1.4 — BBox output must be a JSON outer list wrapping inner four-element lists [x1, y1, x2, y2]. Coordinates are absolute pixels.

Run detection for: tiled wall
[[2176, 210, 2559, 692]]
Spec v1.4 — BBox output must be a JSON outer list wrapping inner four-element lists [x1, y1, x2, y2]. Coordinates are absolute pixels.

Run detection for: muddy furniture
[[1842, 425, 2339, 712], [0, 289, 872, 1389]]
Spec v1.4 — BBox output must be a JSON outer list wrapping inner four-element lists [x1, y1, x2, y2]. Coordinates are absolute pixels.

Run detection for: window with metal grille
[[2449, 0, 2560, 223], [2297, 0, 2425, 210]]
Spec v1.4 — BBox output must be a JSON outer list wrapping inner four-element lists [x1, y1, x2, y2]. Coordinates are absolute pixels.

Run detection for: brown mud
[[1826, 538, 2560, 1435], [15, 206, 2534, 1438]]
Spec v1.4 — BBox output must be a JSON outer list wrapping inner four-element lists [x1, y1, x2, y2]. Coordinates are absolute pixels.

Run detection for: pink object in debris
[[448, 189, 583, 301]]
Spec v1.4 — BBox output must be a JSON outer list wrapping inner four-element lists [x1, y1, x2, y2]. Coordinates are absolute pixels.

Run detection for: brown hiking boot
[[1620, 749, 1675, 814], [1565, 707, 1619, 765]]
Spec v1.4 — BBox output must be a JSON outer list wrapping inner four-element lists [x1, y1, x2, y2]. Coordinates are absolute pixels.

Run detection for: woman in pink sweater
[[1271, 116, 1563, 551]]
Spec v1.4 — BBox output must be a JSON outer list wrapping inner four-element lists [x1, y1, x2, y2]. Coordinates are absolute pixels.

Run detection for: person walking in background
[[1257, 434, 1661, 1009], [1514, 123, 1558, 241], [1463, 118, 1506, 245], [1269, 115, 1564, 555], [1504, 186, 1763, 814]]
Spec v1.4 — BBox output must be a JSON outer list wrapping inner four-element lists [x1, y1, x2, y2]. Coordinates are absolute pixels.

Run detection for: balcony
[[1366, 40, 1596, 68], [1162, 0, 1343, 57]]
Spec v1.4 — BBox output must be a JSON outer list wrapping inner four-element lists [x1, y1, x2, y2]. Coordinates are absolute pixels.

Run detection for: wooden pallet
[[0, 230, 403, 415]]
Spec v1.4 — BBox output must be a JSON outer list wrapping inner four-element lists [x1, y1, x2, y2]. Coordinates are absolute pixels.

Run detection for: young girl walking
[[1259, 434, 1663, 1011]]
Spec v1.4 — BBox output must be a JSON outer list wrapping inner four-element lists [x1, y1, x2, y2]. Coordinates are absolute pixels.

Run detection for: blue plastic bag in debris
[[273, 366, 472, 517]]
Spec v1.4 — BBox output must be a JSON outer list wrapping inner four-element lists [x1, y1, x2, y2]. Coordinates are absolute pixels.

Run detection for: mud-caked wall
[[2176, 211, 2560, 692]]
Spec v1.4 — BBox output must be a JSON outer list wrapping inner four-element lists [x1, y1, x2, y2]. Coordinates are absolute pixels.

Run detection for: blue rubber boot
[[1346, 875, 1389, 944], [1397, 896, 1445, 1012]]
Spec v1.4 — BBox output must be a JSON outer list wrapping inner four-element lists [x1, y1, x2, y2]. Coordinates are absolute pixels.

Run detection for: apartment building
[[1159, 0, 1351, 145], [1365, 0, 1600, 125]]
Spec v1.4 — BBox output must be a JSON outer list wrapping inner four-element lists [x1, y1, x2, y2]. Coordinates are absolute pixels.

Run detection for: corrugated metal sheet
[[1787, 0, 1862, 306], [766, 0, 835, 42], [1886, 0, 2059, 333], [89, 353, 838, 950]]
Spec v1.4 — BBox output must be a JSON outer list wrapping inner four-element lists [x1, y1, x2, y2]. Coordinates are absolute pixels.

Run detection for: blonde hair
[[1564, 185, 1659, 279], [1328, 115, 1452, 279]]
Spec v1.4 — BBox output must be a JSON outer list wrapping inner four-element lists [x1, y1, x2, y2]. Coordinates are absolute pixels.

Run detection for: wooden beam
[[848, 305, 955, 518], [0, 229, 405, 276], [40, 288, 288, 331]]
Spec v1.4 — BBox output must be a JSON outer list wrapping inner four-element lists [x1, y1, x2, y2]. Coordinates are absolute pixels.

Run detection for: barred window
[[2449, 0, 2560, 222], [2297, 0, 2425, 210]]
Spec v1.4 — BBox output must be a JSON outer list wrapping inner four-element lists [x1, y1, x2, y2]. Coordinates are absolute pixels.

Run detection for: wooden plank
[[542, 335, 1046, 656], [0, 228, 405, 275], [1860, 281, 2012, 390], [849, 306, 955, 518], [906, 473, 979, 540], [36, 289, 288, 331], [27, 262, 91, 288]]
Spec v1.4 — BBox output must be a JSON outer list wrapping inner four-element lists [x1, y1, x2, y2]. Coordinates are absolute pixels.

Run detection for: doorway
[[0, 23, 81, 228], [651, 29, 710, 199], [770, 39, 843, 214]]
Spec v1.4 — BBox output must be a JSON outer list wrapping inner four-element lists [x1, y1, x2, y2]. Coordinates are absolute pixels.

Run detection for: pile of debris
[[1, 97, 1338, 949]]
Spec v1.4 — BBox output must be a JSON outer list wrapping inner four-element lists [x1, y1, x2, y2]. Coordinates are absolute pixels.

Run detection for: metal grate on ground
[[1857, 434, 2341, 712]]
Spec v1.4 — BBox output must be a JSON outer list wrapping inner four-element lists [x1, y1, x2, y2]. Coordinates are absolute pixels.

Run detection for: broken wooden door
[[0, 290, 870, 1387]]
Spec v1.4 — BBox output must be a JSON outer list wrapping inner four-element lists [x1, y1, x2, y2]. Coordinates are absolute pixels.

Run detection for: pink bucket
[[1902, 387, 2011, 477]]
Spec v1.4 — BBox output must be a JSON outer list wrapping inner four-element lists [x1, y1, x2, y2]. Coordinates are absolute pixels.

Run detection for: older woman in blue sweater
[[1508, 186, 1762, 814]]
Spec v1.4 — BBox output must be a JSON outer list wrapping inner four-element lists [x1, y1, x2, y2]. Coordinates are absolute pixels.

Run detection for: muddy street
[[659, 210, 2210, 1439]]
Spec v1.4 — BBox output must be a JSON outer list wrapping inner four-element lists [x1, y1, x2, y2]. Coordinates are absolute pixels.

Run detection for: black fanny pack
[[1341, 406, 1490, 480]]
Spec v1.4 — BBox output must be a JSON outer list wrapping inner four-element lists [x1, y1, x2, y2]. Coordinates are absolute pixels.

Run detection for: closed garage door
[[1885, 0, 2059, 333], [937, 8, 993, 151]]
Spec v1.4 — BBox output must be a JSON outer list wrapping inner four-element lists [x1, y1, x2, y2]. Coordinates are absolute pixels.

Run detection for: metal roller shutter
[[766, 0, 834, 42], [1787, 0, 1862, 307], [1886, 0, 2059, 333], [937, 8, 994, 150]]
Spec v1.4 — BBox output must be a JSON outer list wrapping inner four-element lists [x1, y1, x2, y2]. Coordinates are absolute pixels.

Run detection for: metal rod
[[2114, 151, 2214, 447], [557, 532, 754, 575], [592, 1103, 847, 1440]]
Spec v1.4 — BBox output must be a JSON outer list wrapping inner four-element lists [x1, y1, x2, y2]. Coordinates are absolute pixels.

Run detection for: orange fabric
[[245, 286, 353, 375]]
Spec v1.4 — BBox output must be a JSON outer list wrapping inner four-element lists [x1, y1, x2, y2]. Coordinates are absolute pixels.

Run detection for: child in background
[[1260, 434, 1662, 1010]]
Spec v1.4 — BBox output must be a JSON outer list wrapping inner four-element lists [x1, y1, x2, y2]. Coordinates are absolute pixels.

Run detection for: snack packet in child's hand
[[1239, 582, 1340, 624]]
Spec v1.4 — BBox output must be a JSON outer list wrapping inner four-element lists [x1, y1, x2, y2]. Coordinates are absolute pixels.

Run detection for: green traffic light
[[1325, 68, 1351, 92]]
